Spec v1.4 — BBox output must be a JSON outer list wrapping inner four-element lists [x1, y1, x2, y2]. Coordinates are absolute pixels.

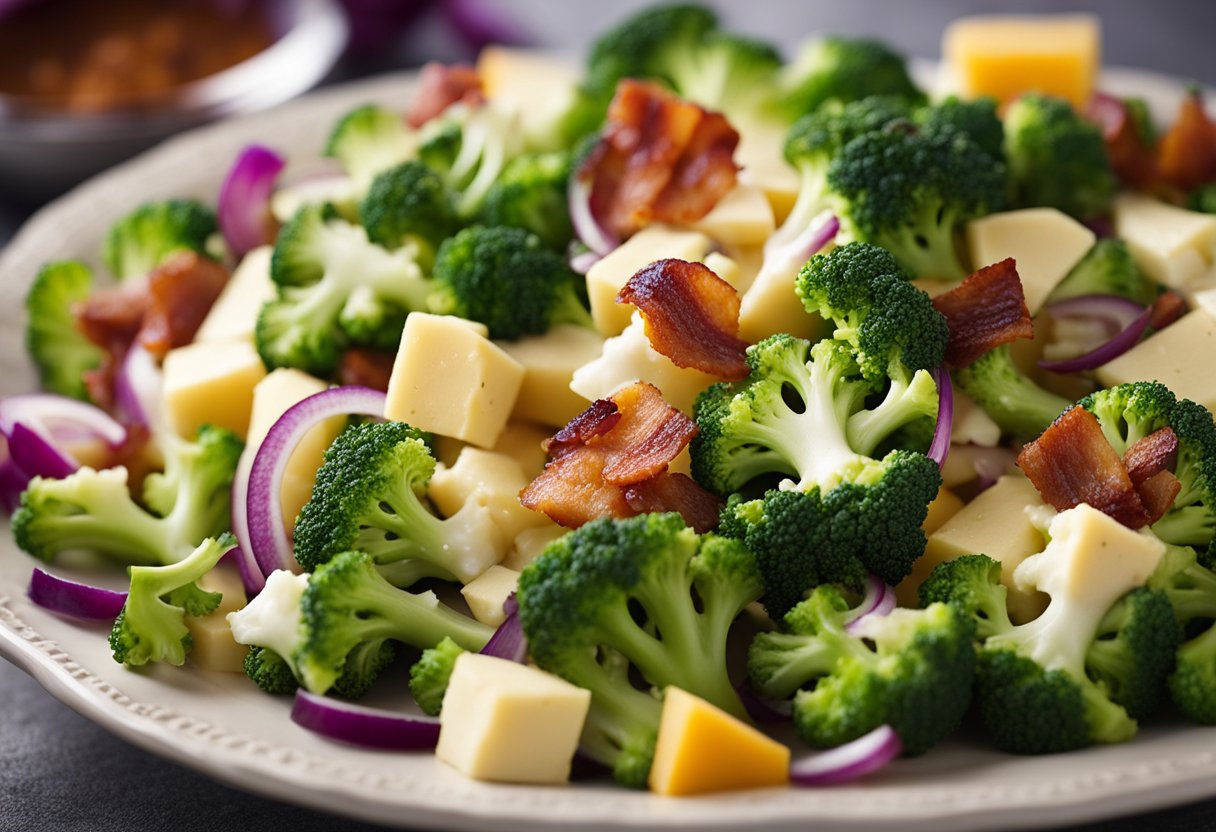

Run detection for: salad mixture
[[8, 2, 1216, 798]]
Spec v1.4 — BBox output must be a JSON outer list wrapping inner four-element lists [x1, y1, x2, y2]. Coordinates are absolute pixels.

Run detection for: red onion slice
[[0, 394, 127, 448], [795, 213, 841, 262], [789, 724, 903, 786], [218, 144, 286, 258], [736, 682, 794, 724], [0, 456, 30, 513], [479, 593, 527, 664], [229, 458, 264, 595], [27, 567, 127, 620], [569, 248, 602, 275], [844, 574, 895, 634], [8, 422, 76, 480], [246, 386, 386, 577], [1085, 92, 1127, 142], [568, 173, 617, 257], [291, 689, 440, 750], [928, 365, 953, 469], [1038, 307, 1151, 373], [1045, 293, 1146, 333], [113, 344, 164, 431]]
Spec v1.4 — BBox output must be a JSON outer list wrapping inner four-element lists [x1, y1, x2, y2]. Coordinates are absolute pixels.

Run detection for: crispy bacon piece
[[1123, 427, 1179, 487], [138, 251, 229, 359], [338, 348, 396, 392], [1137, 470, 1182, 526], [586, 80, 739, 239], [1017, 405, 1149, 528], [405, 62, 483, 129], [932, 258, 1034, 368], [618, 258, 749, 380], [521, 382, 700, 528], [1149, 291, 1187, 331], [75, 282, 149, 410], [1157, 90, 1216, 191], [1088, 93, 1160, 190], [624, 472, 723, 534]]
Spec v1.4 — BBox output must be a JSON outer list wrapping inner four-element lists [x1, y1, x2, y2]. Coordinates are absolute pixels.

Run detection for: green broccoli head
[[478, 151, 575, 250], [244, 646, 300, 695], [1085, 587, 1179, 720], [775, 36, 923, 120], [652, 29, 782, 124], [409, 636, 466, 716], [429, 225, 592, 340], [914, 96, 1004, 162], [109, 535, 232, 666], [1187, 183, 1216, 215], [323, 104, 414, 191], [244, 636, 396, 700], [749, 587, 975, 755], [293, 421, 501, 584], [359, 160, 459, 260], [102, 199, 218, 281], [1147, 542, 1216, 629], [1046, 239, 1160, 307], [295, 550, 493, 695], [1003, 93, 1116, 219], [1169, 624, 1216, 724], [917, 553, 1013, 641], [952, 345, 1072, 439], [24, 260, 103, 401], [582, 4, 718, 102]]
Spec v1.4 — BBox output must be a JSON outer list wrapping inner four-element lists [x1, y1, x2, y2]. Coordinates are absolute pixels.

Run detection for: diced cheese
[[1097, 309, 1216, 412], [942, 15, 1100, 108], [735, 117, 800, 222], [496, 325, 606, 428], [951, 391, 1002, 447], [162, 339, 267, 440], [491, 421, 551, 481], [940, 443, 1015, 490], [504, 525, 567, 572], [902, 475, 1050, 622], [688, 185, 776, 247], [923, 487, 965, 536], [1113, 194, 1216, 293], [436, 653, 590, 784], [429, 447, 552, 544], [737, 214, 835, 343], [384, 313, 524, 448], [965, 208, 1096, 314], [246, 369, 345, 532], [186, 560, 251, 672], [702, 251, 742, 288], [649, 686, 789, 796], [194, 246, 275, 344], [460, 565, 520, 627], [586, 225, 713, 336], [477, 46, 580, 152]]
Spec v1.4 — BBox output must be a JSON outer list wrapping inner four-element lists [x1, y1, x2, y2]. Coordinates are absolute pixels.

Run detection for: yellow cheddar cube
[[186, 562, 249, 673], [162, 339, 267, 440], [735, 118, 800, 222], [496, 324, 606, 428], [649, 686, 789, 796], [460, 564, 521, 627], [437, 653, 590, 784], [504, 525, 567, 572], [965, 209, 1096, 314], [385, 313, 524, 448], [477, 46, 580, 151], [943, 15, 1100, 108], [586, 225, 713, 336], [1114, 194, 1216, 293], [194, 246, 275, 344], [688, 185, 776, 247], [1097, 309, 1216, 412], [923, 487, 965, 537]]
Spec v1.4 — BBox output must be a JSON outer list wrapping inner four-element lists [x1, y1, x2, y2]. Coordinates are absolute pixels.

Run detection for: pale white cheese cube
[[1114, 193, 1216, 292], [194, 246, 275, 344]]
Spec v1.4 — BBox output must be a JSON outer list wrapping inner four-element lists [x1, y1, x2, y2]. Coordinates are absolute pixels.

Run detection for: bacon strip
[[338, 348, 396, 392], [624, 473, 723, 534], [932, 258, 1034, 368], [618, 258, 749, 380], [138, 251, 229, 359], [1017, 405, 1149, 528], [586, 80, 739, 240], [1157, 90, 1216, 191], [1123, 427, 1179, 487], [406, 62, 483, 129], [1087, 93, 1160, 191], [519, 449, 637, 529], [1137, 470, 1182, 526], [545, 399, 621, 456], [1149, 291, 1187, 332], [597, 382, 699, 486]]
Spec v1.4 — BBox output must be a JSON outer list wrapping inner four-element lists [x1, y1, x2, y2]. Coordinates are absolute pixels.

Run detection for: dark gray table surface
[[4, 2, 1216, 830]]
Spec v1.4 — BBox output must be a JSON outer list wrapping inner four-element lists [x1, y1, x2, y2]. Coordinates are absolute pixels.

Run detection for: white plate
[[3, 67, 1216, 832]]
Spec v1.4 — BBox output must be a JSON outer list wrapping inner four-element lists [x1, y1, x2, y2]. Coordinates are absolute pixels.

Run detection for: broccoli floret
[[1046, 239, 1160, 306], [953, 345, 1072, 439], [581, 4, 717, 103], [827, 122, 1006, 280], [749, 587, 974, 754], [516, 514, 763, 786], [1169, 624, 1216, 723], [358, 161, 459, 261], [917, 553, 1013, 641], [429, 225, 593, 340], [418, 104, 525, 218], [109, 535, 232, 666], [256, 204, 431, 375], [293, 421, 502, 584], [244, 646, 299, 695], [775, 36, 923, 121], [1085, 587, 1179, 719], [24, 260, 102, 401], [1003, 93, 1116, 220], [478, 151, 574, 250], [13, 425, 242, 567], [1081, 382, 1216, 554], [102, 199, 218, 281], [652, 29, 782, 125], [914, 96, 1004, 162], [323, 104, 414, 192], [409, 636, 466, 716], [1187, 183, 1216, 215], [295, 550, 492, 695]]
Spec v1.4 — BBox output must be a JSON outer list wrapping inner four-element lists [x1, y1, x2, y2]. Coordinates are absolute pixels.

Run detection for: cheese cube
[[586, 225, 713, 336], [186, 562, 249, 673], [194, 246, 275, 344], [460, 565, 520, 627], [492, 421, 551, 481], [496, 325, 606, 428], [429, 447, 552, 544], [942, 15, 1100, 108], [966, 209, 1096, 314], [385, 313, 525, 448], [1114, 194, 1216, 292], [688, 185, 776, 247], [162, 339, 267, 440], [649, 687, 789, 796], [436, 653, 591, 784], [735, 118, 800, 222], [737, 220, 834, 343], [903, 475, 1049, 622], [702, 251, 742, 288], [504, 525, 567, 572], [477, 47, 580, 151], [923, 487, 965, 536], [1097, 309, 1216, 412], [246, 369, 345, 531]]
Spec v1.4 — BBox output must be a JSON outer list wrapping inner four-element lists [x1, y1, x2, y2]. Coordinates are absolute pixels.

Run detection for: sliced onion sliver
[[479, 593, 527, 663], [218, 144, 286, 258], [0, 457, 30, 513], [844, 574, 896, 634], [927, 365, 953, 470], [1045, 293, 1146, 334], [1038, 306, 1151, 373], [246, 386, 386, 577], [796, 213, 841, 262], [113, 344, 163, 431], [229, 459, 264, 595], [291, 689, 440, 750], [789, 724, 903, 786], [8, 422, 76, 480], [28, 567, 127, 620], [0, 393, 127, 448], [736, 682, 793, 724], [568, 173, 617, 257], [569, 248, 602, 275]]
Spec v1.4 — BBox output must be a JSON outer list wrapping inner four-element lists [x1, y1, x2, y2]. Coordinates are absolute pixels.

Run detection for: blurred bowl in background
[[0, 0, 347, 202]]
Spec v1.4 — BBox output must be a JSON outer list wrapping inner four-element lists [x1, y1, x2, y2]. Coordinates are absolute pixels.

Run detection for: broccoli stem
[[846, 368, 939, 456]]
